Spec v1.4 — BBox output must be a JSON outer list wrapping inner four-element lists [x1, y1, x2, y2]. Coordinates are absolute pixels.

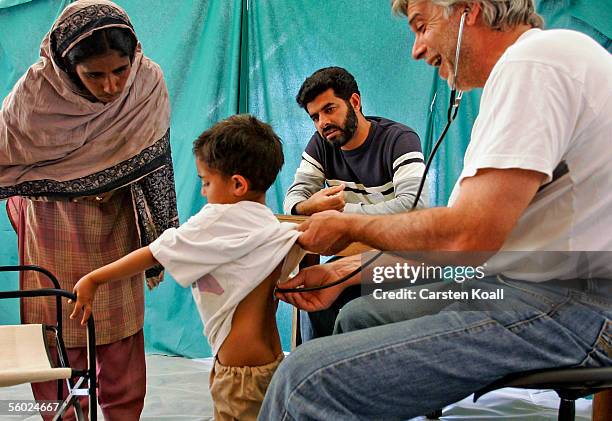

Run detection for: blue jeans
[[259, 278, 612, 420], [300, 284, 362, 342]]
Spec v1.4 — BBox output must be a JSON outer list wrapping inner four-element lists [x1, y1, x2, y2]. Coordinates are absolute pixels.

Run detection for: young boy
[[70, 114, 305, 420]]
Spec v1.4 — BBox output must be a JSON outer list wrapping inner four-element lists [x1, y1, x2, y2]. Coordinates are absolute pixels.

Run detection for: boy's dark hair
[[193, 114, 284, 192], [296, 66, 360, 110]]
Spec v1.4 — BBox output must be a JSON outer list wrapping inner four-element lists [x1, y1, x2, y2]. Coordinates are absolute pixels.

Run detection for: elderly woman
[[0, 1, 178, 419]]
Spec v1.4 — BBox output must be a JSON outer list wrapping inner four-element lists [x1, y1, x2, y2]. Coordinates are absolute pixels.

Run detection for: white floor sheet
[[0, 354, 593, 420]]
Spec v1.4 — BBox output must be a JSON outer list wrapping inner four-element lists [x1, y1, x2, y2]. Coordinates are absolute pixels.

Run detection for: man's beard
[[322, 104, 358, 148]]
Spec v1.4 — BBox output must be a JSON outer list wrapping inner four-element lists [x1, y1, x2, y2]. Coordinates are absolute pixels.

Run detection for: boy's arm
[[70, 246, 159, 325]]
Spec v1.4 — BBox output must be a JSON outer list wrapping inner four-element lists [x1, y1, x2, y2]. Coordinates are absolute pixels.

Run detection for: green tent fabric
[[0, 0, 33, 9], [538, 0, 612, 50], [1, 0, 610, 358], [570, 0, 612, 41]]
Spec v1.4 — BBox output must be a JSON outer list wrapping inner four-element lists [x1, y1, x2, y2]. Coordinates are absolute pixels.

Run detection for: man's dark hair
[[296, 66, 361, 110], [193, 114, 284, 193]]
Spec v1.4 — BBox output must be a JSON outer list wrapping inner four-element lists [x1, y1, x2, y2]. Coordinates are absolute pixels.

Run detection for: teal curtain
[[538, 0, 612, 51], [1, 0, 610, 358], [0, 0, 33, 9]]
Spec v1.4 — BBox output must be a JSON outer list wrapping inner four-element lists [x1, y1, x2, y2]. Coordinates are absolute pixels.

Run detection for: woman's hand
[[69, 275, 100, 326]]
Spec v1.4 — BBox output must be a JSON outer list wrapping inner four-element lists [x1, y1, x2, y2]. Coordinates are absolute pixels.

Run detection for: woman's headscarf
[[0, 0, 178, 277]]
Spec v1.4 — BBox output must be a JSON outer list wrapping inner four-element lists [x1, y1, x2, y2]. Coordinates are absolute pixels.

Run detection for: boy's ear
[[231, 174, 249, 196]]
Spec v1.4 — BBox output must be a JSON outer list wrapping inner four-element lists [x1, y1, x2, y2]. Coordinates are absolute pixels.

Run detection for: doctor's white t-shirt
[[448, 29, 612, 281]]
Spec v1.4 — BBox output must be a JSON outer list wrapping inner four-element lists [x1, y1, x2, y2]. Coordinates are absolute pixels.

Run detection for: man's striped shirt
[[284, 117, 427, 215]]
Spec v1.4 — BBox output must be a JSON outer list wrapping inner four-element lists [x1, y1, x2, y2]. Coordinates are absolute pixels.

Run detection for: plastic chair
[[473, 367, 612, 421], [426, 367, 612, 421], [0, 265, 97, 421]]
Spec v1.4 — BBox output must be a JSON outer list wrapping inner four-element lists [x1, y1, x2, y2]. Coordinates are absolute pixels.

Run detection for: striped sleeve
[[283, 143, 326, 214], [390, 131, 427, 209]]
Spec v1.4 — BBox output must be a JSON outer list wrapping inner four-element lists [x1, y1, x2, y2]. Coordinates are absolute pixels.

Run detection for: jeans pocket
[[579, 319, 612, 367]]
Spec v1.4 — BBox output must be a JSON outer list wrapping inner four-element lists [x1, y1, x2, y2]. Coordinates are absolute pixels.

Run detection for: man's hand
[[275, 263, 350, 311], [295, 184, 345, 215], [69, 275, 100, 326], [297, 210, 355, 255]]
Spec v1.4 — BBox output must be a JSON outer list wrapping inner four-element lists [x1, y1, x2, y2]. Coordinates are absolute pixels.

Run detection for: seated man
[[284, 66, 427, 216], [262, 0, 612, 419], [284, 66, 428, 341]]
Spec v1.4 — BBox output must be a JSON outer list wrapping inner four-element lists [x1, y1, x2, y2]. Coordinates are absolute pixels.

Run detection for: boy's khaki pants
[[210, 353, 284, 421]]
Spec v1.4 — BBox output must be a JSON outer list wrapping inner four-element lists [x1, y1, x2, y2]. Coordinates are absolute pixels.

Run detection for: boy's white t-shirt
[[448, 29, 612, 281], [149, 201, 305, 355]]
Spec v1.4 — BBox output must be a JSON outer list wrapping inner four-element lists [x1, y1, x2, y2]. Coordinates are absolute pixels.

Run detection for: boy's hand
[[69, 276, 100, 326], [146, 270, 164, 290]]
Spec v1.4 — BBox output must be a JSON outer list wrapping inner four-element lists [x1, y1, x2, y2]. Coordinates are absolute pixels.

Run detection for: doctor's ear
[[462, 3, 481, 25]]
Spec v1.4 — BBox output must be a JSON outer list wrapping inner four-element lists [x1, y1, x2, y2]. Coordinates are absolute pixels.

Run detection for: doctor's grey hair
[[391, 0, 544, 31]]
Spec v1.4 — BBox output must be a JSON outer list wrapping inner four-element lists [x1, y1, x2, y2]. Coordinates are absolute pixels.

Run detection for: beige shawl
[[0, 0, 170, 188], [1, 0, 178, 280]]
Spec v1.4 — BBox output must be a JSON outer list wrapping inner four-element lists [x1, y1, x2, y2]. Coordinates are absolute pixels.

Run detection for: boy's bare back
[[217, 262, 284, 367]]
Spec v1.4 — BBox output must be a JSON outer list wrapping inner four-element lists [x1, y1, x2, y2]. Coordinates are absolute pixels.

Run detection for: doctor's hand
[[297, 210, 354, 255], [275, 263, 347, 312], [295, 184, 345, 215]]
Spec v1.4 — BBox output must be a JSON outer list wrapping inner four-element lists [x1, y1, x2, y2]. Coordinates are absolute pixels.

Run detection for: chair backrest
[[0, 324, 72, 387]]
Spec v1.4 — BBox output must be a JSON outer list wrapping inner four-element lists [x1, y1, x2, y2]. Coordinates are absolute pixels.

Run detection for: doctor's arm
[[278, 168, 546, 312], [299, 167, 547, 256]]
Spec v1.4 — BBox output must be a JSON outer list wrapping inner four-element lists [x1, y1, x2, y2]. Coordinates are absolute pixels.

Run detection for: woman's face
[[74, 50, 131, 103]]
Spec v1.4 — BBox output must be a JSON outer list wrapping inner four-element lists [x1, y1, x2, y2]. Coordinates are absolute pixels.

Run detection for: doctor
[[259, 0, 612, 419]]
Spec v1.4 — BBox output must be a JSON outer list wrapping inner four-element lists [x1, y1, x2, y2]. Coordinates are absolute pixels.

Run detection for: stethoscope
[[276, 12, 468, 294]]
